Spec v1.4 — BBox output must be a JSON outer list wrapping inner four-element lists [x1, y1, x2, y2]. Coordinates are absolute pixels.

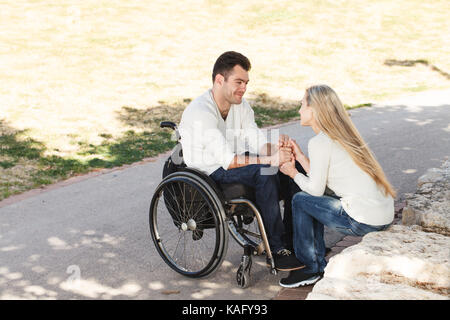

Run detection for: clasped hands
[[272, 134, 303, 179]]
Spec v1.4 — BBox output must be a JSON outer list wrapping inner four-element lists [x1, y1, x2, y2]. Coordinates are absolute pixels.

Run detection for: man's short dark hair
[[212, 51, 251, 83]]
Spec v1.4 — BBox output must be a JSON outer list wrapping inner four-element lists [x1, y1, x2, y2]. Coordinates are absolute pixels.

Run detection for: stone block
[[307, 276, 447, 300], [307, 225, 450, 299], [402, 160, 449, 236]]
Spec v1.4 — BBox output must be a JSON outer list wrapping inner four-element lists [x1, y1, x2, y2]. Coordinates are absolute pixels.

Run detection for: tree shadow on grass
[[76, 130, 177, 169], [0, 120, 89, 200], [248, 92, 301, 127], [384, 59, 450, 80], [117, 99, 188, 129], [75, 100, 189, 169], [0, 99, 191, 200], [116, 93, 302, 129], [0, 123, 42, 169]]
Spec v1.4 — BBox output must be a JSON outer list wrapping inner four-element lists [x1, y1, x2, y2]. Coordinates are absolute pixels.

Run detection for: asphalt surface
[[0, 89, 449, 300]]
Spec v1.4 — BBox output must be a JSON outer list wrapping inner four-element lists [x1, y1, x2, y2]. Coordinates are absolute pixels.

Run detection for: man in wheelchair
[[178, 51, 305, 272]]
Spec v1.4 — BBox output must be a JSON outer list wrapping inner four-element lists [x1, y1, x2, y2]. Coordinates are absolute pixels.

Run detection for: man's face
[[220, 65, 249, 105]]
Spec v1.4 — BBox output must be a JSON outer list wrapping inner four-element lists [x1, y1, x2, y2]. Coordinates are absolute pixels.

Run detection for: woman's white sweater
[[293, 131, 394, 226]]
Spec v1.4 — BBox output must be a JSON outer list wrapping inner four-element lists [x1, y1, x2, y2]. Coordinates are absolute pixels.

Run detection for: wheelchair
[[149, 121, 278, 288]]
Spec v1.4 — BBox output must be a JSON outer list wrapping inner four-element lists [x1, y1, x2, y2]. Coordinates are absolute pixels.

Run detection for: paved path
[[0, 89, 449, 299]]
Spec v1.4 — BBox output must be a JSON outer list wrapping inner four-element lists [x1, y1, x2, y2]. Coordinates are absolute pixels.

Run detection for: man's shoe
[[279, 269, 322, 288], [272, 249, 305, 271]]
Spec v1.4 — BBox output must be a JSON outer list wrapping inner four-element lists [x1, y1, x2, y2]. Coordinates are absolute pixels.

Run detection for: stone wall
[[307, 160, 450, 300], [402, 161, 449, 236]]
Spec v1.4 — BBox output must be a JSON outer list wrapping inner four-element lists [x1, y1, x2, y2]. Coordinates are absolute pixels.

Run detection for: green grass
[[253, 106, 300, 127], [77, 130, 176, 168], [0, 121, 178, 200], [0, 123, 90, 198], [251, 93, 301, 127]]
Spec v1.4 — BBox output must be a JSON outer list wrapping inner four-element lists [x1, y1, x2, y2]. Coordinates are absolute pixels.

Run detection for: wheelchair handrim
[[163, 171, 229, 273], [149, 175, 227, 278]]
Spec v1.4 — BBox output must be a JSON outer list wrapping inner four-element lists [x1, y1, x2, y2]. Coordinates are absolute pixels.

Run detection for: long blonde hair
[[305, 84, 396, 198]]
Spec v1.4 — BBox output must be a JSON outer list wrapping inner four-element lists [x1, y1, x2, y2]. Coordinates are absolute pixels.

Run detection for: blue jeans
[[210, 164, 286, 252], [291, 191, 390, 274]]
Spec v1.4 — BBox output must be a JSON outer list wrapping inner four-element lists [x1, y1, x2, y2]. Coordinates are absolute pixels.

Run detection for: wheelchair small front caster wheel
[[236, 264, 251, 288], [236, 252, 252, 288]]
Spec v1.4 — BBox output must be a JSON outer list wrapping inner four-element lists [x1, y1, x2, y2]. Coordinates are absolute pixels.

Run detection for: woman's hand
[[280, 158, 298, 179], [288, 138, 311, 174], [289, 138, 305, 162]]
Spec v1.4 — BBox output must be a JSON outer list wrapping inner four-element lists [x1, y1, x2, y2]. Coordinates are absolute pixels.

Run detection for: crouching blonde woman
[[279, 84, 395, 288]]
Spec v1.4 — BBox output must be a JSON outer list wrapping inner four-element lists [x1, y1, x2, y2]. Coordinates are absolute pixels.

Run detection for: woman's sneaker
[[279, 269, 323, 288], [272, 249, 305, 271]]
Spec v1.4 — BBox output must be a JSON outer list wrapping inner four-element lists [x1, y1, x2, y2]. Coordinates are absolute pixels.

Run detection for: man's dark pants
[[209, 161, 306, 253]]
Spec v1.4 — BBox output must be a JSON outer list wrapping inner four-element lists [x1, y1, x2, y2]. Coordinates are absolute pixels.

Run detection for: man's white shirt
[[179, 89, 268, 175]]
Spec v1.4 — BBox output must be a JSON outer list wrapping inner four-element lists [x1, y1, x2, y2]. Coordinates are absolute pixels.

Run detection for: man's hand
[[259, 134, 291, 158], [270, 146, 293, 166], [280, 158, 298, 178], [278, 134, 290, 148]]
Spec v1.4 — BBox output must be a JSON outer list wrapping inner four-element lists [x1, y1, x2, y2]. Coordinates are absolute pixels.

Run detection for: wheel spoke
[[149, 177, 225, 277]]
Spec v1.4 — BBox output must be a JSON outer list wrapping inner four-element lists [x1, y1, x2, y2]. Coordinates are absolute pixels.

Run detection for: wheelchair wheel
[[149, 172, 228, 278]]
